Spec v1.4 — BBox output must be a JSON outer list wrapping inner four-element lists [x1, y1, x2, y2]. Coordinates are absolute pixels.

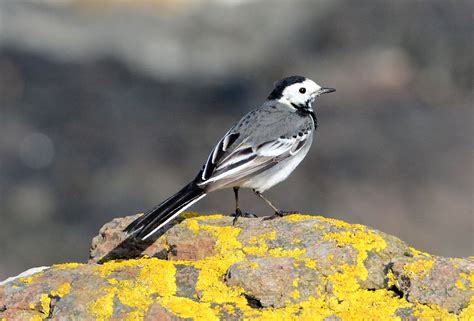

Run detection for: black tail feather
[[125, 182, 206, 240]]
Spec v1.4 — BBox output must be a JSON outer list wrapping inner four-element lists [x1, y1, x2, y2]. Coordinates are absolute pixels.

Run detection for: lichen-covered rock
[[389, 255, 474, 314], [1, 213, 473, 320], [226, 257, 324, 308]]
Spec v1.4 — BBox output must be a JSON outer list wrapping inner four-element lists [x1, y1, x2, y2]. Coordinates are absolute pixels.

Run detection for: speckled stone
[[1, 213, 472, 320], [390, 256, 474, 313]]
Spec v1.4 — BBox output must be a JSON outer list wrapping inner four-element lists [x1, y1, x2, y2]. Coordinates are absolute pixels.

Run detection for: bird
[[125, 75, 335, 240]]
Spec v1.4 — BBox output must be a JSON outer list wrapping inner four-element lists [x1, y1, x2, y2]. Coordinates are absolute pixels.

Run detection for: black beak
[[316, 87, 336, 96]]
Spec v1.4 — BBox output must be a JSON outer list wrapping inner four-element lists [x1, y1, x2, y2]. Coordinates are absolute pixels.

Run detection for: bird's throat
[[291, 103, 318, 128]]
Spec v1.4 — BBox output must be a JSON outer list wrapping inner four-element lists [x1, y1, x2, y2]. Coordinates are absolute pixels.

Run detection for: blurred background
[[0, 0, 472, 280]]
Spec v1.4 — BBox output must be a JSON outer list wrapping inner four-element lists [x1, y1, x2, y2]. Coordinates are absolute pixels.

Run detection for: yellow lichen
[[292, 277, 300, 287], [315, 215, 359, 229], [185, 219, 200, 234], [161, 297, 219, 321], [290, 289, 300, 299], [387, 269, 398, 288], [50, 282, 71, 297], [243, 231, 276, 256], [27, 281, 73, 320], [89, 258, 177, 320], [194, 214, 225, 221], [19, 276, 33, 284], [457, 271, 474, 292], [466, 271, 474, 290], [413, 303, 457, 320], [191, 225, 246, 305], [53, 262, 82, 270], [268, 247, 306, 257], [459, 296, 474, 320], [40, 293, 51, 316], [322, 228, 388, 307], [302, 258, 317, 269], [23, 214, 463, 320], [333, 289, 412, 320], [283, 214, 312, 222], [290, 277, 301, 300], [403, 258, 434, 279], [409, 247, 432, 258], [242, 229, 307, 259], [456, 279, 467, 290], [180, 211, 200, 219], [88, 288, 116, 321]]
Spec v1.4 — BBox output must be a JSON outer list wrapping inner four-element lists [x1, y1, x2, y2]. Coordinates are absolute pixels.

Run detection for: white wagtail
[[125, 76, 335, 240]]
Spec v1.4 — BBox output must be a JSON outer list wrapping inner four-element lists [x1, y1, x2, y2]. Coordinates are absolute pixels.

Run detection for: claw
[[231, 209, 257, 225], [262, 210, 298, 221]]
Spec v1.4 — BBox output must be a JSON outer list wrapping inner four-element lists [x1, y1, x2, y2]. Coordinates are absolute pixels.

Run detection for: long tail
[[125, 182, 206, 240]]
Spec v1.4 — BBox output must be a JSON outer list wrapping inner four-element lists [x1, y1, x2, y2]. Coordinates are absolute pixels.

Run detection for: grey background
[[0, 0, 472, 280]]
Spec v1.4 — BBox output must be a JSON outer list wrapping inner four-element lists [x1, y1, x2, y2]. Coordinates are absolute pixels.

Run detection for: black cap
[[267, 75, 306, 100]]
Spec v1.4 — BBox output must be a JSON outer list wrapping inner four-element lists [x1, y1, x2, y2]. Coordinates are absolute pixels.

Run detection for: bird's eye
[[299, 87, 306, 94]]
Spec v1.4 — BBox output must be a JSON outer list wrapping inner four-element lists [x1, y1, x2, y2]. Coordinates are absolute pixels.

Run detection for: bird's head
[[268, 75, 335, 112]]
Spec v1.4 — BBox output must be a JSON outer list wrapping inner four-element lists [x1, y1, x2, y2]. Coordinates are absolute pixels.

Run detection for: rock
[[226, 257, 324, 308], [144, 304, 190, 321], [89, 214, 169, 263], [1, 213, 473, 320], [389, 255, 474, 314]]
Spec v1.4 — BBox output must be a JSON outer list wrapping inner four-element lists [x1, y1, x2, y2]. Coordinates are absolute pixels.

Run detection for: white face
[[280, 79, 322, 109]]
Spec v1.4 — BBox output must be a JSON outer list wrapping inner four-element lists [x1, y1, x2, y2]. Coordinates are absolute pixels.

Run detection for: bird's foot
[[231, 208, 257, 225], [262, 210, 298, 221]]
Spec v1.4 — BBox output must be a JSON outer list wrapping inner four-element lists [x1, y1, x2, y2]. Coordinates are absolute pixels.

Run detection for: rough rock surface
[[1, 213, 473, 320]]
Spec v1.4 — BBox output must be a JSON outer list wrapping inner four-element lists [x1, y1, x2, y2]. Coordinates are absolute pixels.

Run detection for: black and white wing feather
[[197, 129, 312, 191], [200, 130, 240, 181]]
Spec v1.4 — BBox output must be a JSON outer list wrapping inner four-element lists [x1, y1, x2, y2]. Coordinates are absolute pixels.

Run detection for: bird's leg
[[231, 187, 256, 225], [232, 187, 242, 222], [253, 189, 297, 220]]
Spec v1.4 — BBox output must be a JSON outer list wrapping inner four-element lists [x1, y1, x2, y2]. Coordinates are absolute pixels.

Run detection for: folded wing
[[197, 130, 311, 191]]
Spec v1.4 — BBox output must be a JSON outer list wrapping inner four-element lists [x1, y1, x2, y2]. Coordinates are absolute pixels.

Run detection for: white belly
[[239, 137, 312, 192]]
